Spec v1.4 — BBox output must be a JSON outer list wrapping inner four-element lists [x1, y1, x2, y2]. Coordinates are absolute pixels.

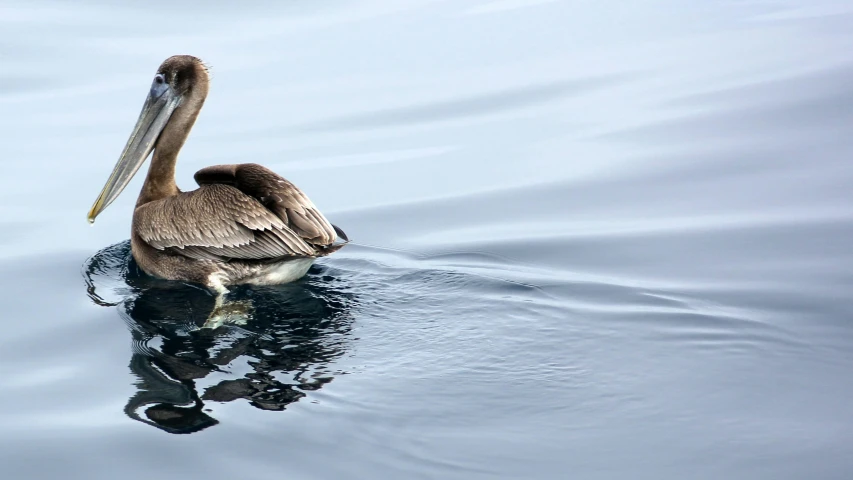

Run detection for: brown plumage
[[136, 163, 346, 261], [88, 55, 348, 295]]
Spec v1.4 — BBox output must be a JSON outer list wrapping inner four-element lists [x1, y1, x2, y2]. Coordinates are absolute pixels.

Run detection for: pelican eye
[[154, 74, 165, 84]]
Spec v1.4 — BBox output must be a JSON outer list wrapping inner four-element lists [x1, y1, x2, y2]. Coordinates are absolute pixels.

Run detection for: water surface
[[1, 1, 852, 479]]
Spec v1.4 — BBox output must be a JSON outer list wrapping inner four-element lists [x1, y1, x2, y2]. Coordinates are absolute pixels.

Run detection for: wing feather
[[134, 183, 316, 261], [135, 163, 347, 262], [195, 163, 342, 246]]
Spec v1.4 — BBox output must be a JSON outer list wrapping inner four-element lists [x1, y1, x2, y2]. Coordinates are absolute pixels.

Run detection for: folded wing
[[134, 163, 346, 261]]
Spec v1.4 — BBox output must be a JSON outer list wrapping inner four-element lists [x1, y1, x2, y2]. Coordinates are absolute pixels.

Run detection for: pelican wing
[[134, 183, 319, 261], [193, 163, 347, 245]]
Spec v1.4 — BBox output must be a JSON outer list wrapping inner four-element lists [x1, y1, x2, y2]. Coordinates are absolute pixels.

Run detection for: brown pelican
[[87, 55, 348, 318]]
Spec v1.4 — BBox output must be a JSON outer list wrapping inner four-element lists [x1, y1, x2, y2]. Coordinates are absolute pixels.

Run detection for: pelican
[[88, 55, 348, 314]]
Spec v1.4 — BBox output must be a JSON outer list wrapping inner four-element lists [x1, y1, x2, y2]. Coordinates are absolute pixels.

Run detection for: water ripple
[[296, 75, 627, 132]]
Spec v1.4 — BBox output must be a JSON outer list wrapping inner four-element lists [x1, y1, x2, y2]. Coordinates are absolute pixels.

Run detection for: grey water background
[[1, 0, 852, 478]]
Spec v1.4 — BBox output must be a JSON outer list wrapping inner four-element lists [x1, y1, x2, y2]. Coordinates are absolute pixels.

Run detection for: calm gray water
[[1, 1, 852, 478]]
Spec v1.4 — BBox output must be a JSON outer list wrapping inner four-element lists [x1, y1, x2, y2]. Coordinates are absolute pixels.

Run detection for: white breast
[[244, 257, 316, 285]]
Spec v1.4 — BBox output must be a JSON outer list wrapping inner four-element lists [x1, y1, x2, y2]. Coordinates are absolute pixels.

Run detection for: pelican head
[[88, 55, 210, 223]]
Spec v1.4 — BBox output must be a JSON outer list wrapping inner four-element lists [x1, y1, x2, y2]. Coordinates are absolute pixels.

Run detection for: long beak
[[88, 84, 181, 223]]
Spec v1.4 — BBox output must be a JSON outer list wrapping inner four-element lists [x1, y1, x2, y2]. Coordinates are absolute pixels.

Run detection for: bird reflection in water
[[83, 240, 357, 434]]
